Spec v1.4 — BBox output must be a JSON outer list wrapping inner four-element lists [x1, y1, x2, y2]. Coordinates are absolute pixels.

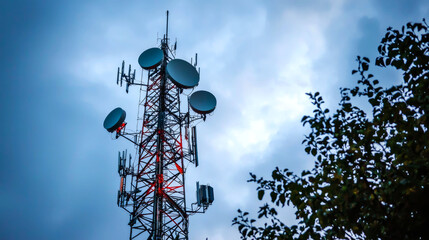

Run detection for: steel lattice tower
[[103, 11, 216, 240]]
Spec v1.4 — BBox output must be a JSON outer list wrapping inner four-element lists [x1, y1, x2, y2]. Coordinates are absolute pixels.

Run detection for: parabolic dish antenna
[[103, 107, 126, 132], [166, 59, 199, 89], [138, 48, 164, 70], [189, 90, 217, 114]]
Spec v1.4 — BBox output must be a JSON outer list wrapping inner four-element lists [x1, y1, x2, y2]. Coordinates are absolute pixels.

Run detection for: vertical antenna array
[[103, 11, 216, 240]]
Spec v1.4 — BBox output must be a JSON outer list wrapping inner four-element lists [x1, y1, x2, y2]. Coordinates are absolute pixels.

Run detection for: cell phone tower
[[103, 11, 216, 240]]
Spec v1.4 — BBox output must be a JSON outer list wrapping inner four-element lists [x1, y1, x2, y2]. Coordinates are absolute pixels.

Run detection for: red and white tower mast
[[103, 11, 216, 240]]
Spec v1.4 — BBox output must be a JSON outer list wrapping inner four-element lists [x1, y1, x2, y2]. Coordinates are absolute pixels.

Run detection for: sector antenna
[[103, 11, 217, 240]]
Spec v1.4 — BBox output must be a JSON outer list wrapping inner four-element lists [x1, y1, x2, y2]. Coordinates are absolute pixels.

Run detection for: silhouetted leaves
[[233, 20, 429, 240], [258, 190, 265, 200]]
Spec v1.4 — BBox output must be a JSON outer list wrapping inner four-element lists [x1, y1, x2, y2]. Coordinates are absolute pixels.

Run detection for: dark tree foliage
[[233, 20, 429, 239]]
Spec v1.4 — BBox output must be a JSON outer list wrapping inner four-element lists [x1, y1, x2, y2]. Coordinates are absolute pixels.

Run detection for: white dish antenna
[[138, 48, 164, 70], [103, 107, 126, 132], [166, 59, 199, 89], [189, 90, 217, 114]]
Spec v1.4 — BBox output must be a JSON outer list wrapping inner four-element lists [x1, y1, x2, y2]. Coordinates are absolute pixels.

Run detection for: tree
[[233, 20, 429, 239]]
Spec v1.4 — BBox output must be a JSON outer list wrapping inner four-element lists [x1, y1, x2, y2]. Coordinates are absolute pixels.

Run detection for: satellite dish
[[138, 48, 163, 70], [189, 91, 216, 114], [104, 107, 126, 132], [166, 59, 199, 89]]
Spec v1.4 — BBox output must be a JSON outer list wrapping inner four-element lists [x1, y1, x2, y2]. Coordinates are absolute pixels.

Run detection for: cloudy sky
[[1, 0, 427, 239]]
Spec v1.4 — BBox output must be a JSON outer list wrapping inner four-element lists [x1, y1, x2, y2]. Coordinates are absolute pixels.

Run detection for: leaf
[[376, 57, 386, 67], [270, 192, 278, 202], [362, 62, 369, 71], [369, 98, 378, 107], [301, 115, 309, 122], [258, 190, 265, 200]]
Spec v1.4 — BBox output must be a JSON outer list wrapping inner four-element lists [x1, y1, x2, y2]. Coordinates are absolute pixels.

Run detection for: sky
[[0, 0, 427, 239]]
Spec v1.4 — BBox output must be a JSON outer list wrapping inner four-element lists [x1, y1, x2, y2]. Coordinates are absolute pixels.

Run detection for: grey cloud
[[1, 1, 427, 239]]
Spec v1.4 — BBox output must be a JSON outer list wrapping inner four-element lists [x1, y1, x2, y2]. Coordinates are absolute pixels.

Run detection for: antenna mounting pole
[[166, 10, 169, 42]]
